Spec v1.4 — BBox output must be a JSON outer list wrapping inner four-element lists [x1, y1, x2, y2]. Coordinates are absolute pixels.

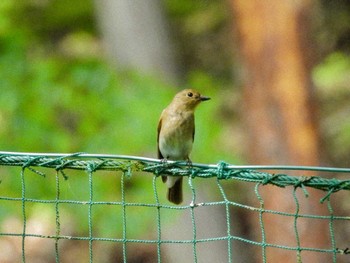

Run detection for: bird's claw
[[186, 158, 192, 169]]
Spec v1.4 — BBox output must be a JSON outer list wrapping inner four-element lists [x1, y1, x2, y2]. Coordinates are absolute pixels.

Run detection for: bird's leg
[[186, 157, 192, 169], [161, 157, 168, 164], [160, 157, 169, 183], [160, 157, 170, 169]]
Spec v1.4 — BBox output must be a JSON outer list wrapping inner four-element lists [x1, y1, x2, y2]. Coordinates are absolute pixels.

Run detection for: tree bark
[[230, 0, 330, 262]]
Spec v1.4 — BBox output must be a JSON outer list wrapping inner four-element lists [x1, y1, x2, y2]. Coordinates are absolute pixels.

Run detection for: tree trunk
[[94, 0, 178, 83], [230, 0, 330, 262]]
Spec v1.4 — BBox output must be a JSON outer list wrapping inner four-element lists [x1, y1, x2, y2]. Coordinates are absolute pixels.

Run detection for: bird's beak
[[200, 95, 210, 101]]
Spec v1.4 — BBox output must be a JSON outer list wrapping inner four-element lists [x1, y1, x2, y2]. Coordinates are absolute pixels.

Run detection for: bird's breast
[[159, 113, 194, 160]]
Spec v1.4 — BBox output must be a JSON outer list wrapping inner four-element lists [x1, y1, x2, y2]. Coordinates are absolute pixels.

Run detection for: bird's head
[[173, 89, 210, 110]]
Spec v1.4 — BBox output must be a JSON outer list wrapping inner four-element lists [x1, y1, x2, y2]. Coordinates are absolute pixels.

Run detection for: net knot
[[122, 162, 134, 178], [216, 161, 229, 179], [262, 173, 280, 185], [22, 156, 41, 169], [152, 160, 169, 177], [86, 160, 108, 173], [21, 156, 46, 177], [321, 180, 350, 203], [293, 176, 314, 188], [190, 168, 200, 178], [293, 176, 313, 197]]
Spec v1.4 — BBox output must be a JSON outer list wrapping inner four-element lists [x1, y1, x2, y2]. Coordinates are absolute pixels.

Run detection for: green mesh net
[[0, 152, 349, 262]]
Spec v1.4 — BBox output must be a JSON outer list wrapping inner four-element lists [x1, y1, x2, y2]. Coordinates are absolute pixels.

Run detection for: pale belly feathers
[[159, 113, 194, 160]]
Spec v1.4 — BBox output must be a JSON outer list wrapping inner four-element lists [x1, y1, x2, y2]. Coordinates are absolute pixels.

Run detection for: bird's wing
[[157, 115, 167, 183], [192, 115, 195, 142], [157, 116, 164, 159]]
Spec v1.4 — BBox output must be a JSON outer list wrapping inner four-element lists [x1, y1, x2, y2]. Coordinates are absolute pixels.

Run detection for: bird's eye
[[187, 92, 193, 97]]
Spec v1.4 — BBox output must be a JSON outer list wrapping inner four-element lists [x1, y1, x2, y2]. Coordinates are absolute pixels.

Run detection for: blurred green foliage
[[0, 1, 350, 257], [313, 52, 350, 166], [318, 0, 350, 54], [0, 0, 233, 157], [0, 0, 236, 243], [164, 0, 234, 82]]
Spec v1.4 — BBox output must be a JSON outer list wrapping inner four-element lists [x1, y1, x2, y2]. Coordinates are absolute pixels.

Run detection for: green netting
[[0, 151, 350, 262]]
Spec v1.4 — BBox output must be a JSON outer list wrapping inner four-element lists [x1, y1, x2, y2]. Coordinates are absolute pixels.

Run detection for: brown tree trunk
[[230, 0, 330, 262]]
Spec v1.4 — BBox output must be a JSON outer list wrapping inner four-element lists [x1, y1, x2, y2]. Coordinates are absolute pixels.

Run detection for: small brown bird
[[157, 89, 210, 204]]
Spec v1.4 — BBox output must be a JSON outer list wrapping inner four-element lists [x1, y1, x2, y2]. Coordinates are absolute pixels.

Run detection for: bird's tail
[[167, 177, 183, 204]]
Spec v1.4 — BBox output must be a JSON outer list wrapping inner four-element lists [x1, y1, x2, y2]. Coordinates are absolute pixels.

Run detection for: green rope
[[0, 151, 349, 263], [216, 178, 233, 263], [1, 153, 350, 197], [20, 167, 27, 263], [327, 197, 337, 263], [87, 164, 94, 263], [153, 176, 162, 263], [292, 187, 302, 263], [255, 183, 267, 263], [54, 170, 61, 262], [188, 176, 198, 263], [121, 172, 127, 263]]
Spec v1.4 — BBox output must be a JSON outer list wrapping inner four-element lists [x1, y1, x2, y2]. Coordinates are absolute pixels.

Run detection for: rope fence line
[[0, 151, 349, 262], [1, 152, 350, 191]]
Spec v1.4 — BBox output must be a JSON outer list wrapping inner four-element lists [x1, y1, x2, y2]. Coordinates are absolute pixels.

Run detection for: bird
[[157, 89, 210, 204]]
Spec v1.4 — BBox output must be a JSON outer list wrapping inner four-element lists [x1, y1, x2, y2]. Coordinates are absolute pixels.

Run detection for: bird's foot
[[186, 158, 192, 169], [160, 158, 169, 167]]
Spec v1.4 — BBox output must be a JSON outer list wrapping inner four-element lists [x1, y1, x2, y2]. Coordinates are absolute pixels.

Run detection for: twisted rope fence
[[0, 151, 349, 262]]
